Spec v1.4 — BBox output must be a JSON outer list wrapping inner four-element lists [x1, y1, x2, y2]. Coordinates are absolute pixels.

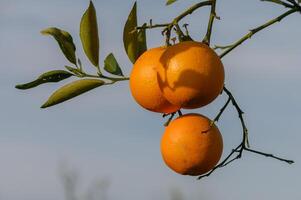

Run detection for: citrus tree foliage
[[16, 0, 300, 179]]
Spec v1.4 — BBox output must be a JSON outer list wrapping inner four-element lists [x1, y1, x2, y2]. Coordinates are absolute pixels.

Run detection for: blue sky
[[0, 0, 300, 200]]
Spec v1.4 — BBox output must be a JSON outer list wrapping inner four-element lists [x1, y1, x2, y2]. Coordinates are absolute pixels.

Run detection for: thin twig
[[260, 0, 294, 8], [221, 154, 241, 167], [164, 112, 176, 126], [137, 1, 212, 44], [136, 23, 169, 30], [286, 0, 299, 7], [245, 147, 294, 164], [173, 1, 212, 23], [197, 144, 241, 179], [202, 96, 230, 133], [198, 135, 294, 179], [213, 96, 231, 123], [203, 0, 218, 45], [214, 44, 235, 50], [219, 7, 299, 58], [223, 86, 250, 147]]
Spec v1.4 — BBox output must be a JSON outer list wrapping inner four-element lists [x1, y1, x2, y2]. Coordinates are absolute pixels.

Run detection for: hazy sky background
[[0, 0, 301, 200]]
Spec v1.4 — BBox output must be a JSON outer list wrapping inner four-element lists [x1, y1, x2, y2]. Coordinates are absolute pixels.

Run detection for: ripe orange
[[160, 113, 223, 176], [129, 47, 180, 113], [157, 41, 225, 109]]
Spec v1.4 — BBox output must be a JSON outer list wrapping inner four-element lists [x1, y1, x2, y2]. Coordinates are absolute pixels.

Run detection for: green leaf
[[15, 70, 73, 90], [80, 1, 99, 67], [137, 23, 147, 57], [41, 27, 77, 65], [104, 53, 123, 76], [123, 2, 147, 63], [166, 0, 178, 6], [41, 79, 104, 108], [123, 2, 138, 63]]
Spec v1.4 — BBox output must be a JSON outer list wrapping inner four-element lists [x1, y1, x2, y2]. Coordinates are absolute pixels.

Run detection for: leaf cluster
[[16, 1, 139, 108]]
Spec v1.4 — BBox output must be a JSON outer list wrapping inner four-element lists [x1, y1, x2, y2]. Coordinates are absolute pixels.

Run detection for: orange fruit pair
[[129, 41, 224, 113], [129, 41, 224, 176]]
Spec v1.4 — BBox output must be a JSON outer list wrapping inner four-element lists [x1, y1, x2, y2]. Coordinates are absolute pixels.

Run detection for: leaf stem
[[74, 71, 129, 82], [99, 74, 129, 81]]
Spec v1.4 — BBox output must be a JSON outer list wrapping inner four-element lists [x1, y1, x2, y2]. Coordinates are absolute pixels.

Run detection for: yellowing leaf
[[41, 79, 104, 108], [80, 1, 99, 67], [41, 27, 77, 64]]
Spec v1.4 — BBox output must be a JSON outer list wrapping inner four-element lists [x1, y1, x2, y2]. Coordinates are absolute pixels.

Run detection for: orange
[[160, 113, 223, 176], [129, 47, 180, 113], [157, 41, 225, 109]]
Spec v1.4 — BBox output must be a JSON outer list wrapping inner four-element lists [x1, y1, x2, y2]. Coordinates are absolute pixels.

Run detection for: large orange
[[129, 47, 180, 113], [160, 113, 223, 176], [157, 41, 225, 109]]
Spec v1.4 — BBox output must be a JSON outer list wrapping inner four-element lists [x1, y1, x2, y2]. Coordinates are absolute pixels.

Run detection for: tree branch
[[173, 1, 212, 23], [260, 0, 294, 8], [136, 22, 169, 30], [212, 96, 230, 124], [135, 0, 298, 180], [136, 1, 212, 45], [198, 135, 294, 179], [197, 144, 241, 179], [219, 7, 299, 58], [223, 86, 250, 147], [245, 147, 294, 164]]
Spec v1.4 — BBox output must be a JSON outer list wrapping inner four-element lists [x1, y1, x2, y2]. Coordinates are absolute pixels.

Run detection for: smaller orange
[[129, 47, 180, 113], [160, 113, 223, 176]]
